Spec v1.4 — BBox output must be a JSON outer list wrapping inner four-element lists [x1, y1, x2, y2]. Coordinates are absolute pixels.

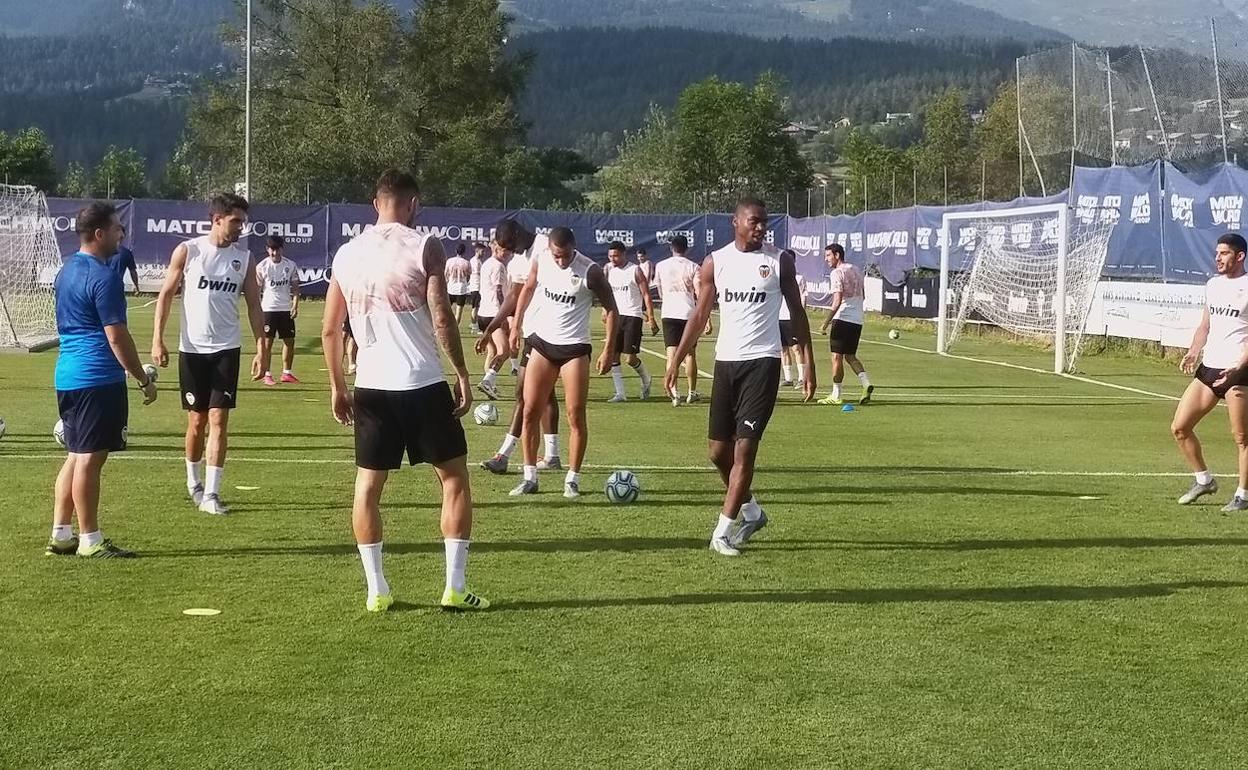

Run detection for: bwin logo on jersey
[[1210, 195, 1244, 229], [543, 287, 577, 305], [1211, 305, 1241, 318], [722, 288, 767, 303], [1130, 193, 1152, 224], [198, 275, 240, 293]]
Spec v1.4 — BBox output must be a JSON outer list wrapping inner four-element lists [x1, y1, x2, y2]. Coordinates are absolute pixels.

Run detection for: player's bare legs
[[685, 352, 699, 402], [352, 468, 390, 605], [433, 456, 483, 607], [481, 364, 559, 474], [560, 355, 591, 495], [185, 411, 208, 504], [1172, 378, 1219, 505], [514, 351, 561, 495], [1224, 387, 1248, 510]]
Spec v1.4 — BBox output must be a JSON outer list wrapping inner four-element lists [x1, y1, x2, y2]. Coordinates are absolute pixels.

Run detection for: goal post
[[0, 185, 60, 352], [937, 202, 1114, 375]]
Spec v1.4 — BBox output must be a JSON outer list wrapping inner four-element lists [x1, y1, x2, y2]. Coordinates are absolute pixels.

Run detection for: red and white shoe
[[263, 373, 277, 386], [280, 372, 300, 384]]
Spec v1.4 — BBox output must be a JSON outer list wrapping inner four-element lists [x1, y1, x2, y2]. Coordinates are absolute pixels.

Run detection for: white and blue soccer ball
[[143, 363, 159, 383], [473, 402, 499, 426], [605, 470, 641, 504], [53, 419, 65, 447], [888, 329, 901, 340]]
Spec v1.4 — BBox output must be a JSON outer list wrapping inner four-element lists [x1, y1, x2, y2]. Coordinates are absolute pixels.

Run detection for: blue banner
[[47, 197, 134, 259], [1162, 162, 1248, 281], [1073, 162, 1163, 278], [863, 207, 916, 285]]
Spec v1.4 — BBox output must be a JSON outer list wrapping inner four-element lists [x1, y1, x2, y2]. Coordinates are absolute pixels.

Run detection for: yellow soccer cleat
[[440, 587, 490, 612], [816, 394, 843, 406], [366, 594, 395, 613]]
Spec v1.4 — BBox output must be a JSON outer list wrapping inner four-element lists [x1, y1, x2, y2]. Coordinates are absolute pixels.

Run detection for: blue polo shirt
[[109, 246, 137, 283], [54, 252, 128, 391]]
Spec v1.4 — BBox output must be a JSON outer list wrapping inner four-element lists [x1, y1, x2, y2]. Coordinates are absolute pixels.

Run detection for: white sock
[[798, 364, 808, 382], [1237, 486, 1248, 500], [499, 433, 519, 458], [205, 466, 223, 497], [509, 358, 519, 373], [611, 365, 625, 395], [1195, 470, 1214, 485], [712, 514, 736, 540], [782, 364, 793, 381], [741, 496, 761, 522], [832, 382, 843, 400], [444, 538, 469, 593], [565, 470, 580, 485], [357, 542, 389, 599], [186, 459, 202, 489], [858, 371, 872, 388], [523, 465, 537, 483], [52, 524, 73, 541], [543, 433, 559, 460], [283, 369, 293, 376], [483, 369, 498, 386], [631, 359, 650, 381], [264, 370, 273, 378], [79, 530, 103, 550]]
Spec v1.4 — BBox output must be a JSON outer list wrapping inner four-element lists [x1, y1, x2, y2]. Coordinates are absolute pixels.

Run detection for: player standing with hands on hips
[[665, 198, 815, 556], [1172, 233, 1248, 512], [255, 235, 301, 385]]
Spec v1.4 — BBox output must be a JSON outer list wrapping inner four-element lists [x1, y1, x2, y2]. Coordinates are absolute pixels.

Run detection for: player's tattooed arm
[[588, 264, 619, 375], [780, 252, 816, 400], [425, 237, 469, 375], [151, 241, 188, 367]]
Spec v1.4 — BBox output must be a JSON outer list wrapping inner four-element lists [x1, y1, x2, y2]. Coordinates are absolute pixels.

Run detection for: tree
[[598, 107, 685, 213], [0, 127, 58, 191], [60, 162, 91, 198], [914, 89, 975, 203], [91, 146, 148, 199]]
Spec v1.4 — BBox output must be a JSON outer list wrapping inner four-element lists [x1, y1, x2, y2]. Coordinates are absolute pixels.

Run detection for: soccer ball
[[473, 402, 499, 426], [605, 470, 641, 504], [53, 419, 65, 447], [143, 363, 159, 383], [888, 329, 901, 340]]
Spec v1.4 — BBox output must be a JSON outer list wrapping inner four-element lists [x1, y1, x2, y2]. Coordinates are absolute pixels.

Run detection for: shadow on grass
[[760, 536, 1248, 552], [776, 400, 1159, 409], [492, 580, 1248, 612], [641, 486, 1101, 499]]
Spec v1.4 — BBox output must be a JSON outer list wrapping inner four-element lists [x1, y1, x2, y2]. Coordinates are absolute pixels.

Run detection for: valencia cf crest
[[231, 259, 243, 273], [570, 275, 582, 288], [758, 264, 772, 279]]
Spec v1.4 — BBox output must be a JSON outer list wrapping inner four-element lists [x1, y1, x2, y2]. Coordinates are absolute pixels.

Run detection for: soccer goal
[[0, 185, 60, 352], [936, 202, 1116, 374]]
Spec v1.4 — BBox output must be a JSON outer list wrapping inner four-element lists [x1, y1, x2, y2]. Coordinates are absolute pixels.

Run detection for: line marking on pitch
[[0, 452, 1224, 478], [639, 345, 715, 380], [862, 339, 1180, 402]]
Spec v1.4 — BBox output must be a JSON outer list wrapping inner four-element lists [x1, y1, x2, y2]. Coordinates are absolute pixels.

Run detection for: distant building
[[780, 121, 819, 139], [885, 112, 913, 124]]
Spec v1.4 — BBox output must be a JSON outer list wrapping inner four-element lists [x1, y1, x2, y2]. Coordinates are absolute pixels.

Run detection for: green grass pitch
[[3, 300, 1248, 769]]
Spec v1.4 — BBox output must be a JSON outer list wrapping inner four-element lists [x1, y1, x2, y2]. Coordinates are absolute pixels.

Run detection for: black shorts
[[180, 349, 241, 412], [709, 358, 782, 442], [263, 311, 296, 340], [57, 382, 128, 453], [450, 293, 470, 307], [1196, 364, 1248, 399], [829, 319, 863, 355], [353, 383, 468, 470], [662, 318, 688, 348], [477, 315, 495, 333], [614, 315, 644, 356], [779, 320, 797, 348], [524, 334, 592, 367], [470, 291, 481, 310]]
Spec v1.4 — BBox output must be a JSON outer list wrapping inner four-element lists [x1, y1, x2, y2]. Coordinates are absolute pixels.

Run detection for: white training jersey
[[713, 242, 783, 362], [639, 258, 655, 283], [1203, 273, 1248, 369], [331, 223, 443, 391], [479, 257, 506, 317], [830, 263, 865, 325], [656, 255, 699, 321], [779, 274, 807, 322], [468, 255, 482, 292], [257, 257, 298, 312], [180, 235, 250, 354], [527, 248, 596, 346], [607, 262, 645, 318], [445, 255, 472, 296]]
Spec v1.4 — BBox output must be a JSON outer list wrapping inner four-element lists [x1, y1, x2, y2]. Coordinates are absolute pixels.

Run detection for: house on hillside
[[833, 117, 852, 129], [781, 122, 819, 139], [885, 112, 913, 124]]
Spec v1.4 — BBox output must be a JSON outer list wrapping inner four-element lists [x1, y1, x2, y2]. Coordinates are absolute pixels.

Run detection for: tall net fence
[[0, 185, 60, 350]]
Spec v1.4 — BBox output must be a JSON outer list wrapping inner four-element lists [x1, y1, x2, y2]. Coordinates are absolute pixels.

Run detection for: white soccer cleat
[[686, 391, 701, 404], [563, 481, 581, 498], [198, 494, 230, 516], [477, 379, 500, 400], [188, 483, 205, 507], [607, 393, 627, 403], [537, 456, 562, 471], [509, 479, 539, 496], [640, 374, 653, 400], [709, 536, 741, 557]]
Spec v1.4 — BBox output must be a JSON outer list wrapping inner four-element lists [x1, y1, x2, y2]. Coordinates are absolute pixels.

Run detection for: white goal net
[[0, 185, 60, 351], [937, 203, 1116, 373]]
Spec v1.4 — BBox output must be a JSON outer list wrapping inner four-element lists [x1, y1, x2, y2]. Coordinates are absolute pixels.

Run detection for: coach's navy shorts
[[56, 382, 128, 453]]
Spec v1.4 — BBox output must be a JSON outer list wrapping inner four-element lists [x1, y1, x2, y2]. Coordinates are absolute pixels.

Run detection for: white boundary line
[[639, 344, 715, 380], [863, 339, 1180, 402], [0, 453, 1221, 477]]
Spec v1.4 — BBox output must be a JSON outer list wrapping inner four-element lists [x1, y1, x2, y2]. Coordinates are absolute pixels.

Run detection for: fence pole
[[1141, 46, 1169, 160], [891, 171, 896, 208], [943, 166, 948, 205], [980, 159, 986, 201], [1106, 49, 1117, 166], [1016, 57, 1025, 197], [1213, 18, 1231, 164], [913, 167, 918, 205], [1069, 42, 1078, 192]]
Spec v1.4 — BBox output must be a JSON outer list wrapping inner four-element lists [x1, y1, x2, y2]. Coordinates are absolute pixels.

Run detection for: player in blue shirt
[[48, 202, 158, 559], [109, 225, 140, 294]]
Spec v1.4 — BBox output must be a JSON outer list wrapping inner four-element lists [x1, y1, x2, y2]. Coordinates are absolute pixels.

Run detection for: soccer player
[[446, 243, 473, 325], [478, 220, 563, 475], [605, 240, 658, 402], [1172, 233, 1248, 512], [343, 320, 358, 375], [255, 235, 301, 386], [817, 243, 873, 405], [48, 202, 157, 558], [637, 247, 656, 298], [322, 169, 486, 613], [109, 225, 140, 294], [779, 259, 808, 388], [476, 240, 509, 400], [665, 197, 815, 556], [468, 242, 485, 327], [508, 227, 618, 497], [656, 235, 704, 405], [152, 193, 266, 516]]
